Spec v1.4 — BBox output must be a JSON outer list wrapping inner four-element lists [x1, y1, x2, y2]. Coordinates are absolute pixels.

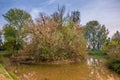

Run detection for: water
[[10, 57, 120, 80]]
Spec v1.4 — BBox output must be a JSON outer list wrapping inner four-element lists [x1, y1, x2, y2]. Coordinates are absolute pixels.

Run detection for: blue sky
[[0, 0, 120, 37]]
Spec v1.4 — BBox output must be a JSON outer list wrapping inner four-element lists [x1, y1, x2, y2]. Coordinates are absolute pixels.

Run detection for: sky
[[0, 0, 120, 37]]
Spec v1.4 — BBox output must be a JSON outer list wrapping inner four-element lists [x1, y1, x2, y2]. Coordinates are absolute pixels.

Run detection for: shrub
[[106, 36, 120, 74], [108, 60, 120, 74], [23, 18, 87, 62]]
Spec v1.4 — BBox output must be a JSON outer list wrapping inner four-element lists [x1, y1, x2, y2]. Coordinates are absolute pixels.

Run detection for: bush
[[108, 60, 120, 74], [23, 19, 87, 62], [106, 38, 120, 74]]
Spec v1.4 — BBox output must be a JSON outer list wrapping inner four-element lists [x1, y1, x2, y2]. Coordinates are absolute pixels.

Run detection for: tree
[[52, 5, 65, 27], [24, 15, 86, 62], [3, 8, 32, 54], [3, 8, 31, 29], [3, 24, 17, 53], [112, 31, 120, 44], [84, 20, 109, 50], [70, 11, 80, 25], [3, 8, 32, 41], [97, 25, 109, 50]]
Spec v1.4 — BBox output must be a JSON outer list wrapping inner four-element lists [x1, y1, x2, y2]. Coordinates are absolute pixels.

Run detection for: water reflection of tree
[[87, 57, 118, 80], [87, 57, 103, 80]]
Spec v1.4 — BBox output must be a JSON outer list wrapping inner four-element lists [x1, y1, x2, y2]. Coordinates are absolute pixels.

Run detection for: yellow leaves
[[110, 40, 118, 45], [105, 40, 120, 60]]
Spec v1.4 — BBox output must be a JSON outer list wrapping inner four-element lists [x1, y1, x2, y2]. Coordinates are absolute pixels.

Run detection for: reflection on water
[[11, 57, 120, 80], [87, 57, 119, 80]]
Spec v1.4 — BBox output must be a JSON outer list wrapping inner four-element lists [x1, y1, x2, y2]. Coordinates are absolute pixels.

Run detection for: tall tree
[[84, 20, 109, 50], [3, 8, 32, 41], [97, 25, 109, 50], [112, 31, 120, 44], [3, 8, 31, 28], [3, 8, 32, 52]]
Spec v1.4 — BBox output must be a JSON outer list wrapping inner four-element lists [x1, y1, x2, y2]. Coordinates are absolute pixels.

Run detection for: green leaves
[[107, 31, 120, 74], [3, 25, 17, 42], [3, 8, 32, 55], [112, 31, 120, 44], [84, 20, 109, 50], [3, 8, 31, 28]]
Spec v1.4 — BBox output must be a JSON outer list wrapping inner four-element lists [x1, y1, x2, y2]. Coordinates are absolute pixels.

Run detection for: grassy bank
[[0, 64, 14, 80]]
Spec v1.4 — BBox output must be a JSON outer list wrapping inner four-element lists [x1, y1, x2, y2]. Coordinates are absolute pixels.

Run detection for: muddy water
[[13, 57, 120, 80]]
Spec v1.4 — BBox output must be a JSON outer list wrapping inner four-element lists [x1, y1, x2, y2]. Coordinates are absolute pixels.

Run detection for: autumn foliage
[[22, 17, 86, 62]]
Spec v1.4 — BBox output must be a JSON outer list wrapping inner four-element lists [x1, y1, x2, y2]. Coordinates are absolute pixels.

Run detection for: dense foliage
[[84, 21, 109, 50], [1, 6, 87, 62], [23, 13, 86, 62], [3, 9, 32, 55], [106, 31, 120, 74]]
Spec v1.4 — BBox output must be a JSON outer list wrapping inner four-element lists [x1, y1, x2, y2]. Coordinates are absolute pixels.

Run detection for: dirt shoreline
[[10, 57, 78, 65]]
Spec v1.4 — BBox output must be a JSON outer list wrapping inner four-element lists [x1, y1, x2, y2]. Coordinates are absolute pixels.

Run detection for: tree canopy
[[3, 8, 32, 54], [84, 20, 109, 50]]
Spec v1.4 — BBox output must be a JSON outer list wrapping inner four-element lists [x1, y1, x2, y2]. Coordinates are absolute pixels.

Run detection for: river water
[[11, 57, 120, 80]]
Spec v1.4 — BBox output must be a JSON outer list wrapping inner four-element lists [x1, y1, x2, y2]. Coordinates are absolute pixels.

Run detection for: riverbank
[[1, 55, 120, 80], [0, 64, 13, 80], [7, 56, 120, 80], [10, 57, 78, 65]]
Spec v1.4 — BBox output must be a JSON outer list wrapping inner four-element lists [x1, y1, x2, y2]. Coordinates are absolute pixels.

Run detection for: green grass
[[88, 50, 107, 57], [0, 64, 14, 80], [8, 71, 20, 80], [0, 52, 20, 80], [0, 51, 12, 57], [4, 73, 11, 78], [0, 51, 12, 63]]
